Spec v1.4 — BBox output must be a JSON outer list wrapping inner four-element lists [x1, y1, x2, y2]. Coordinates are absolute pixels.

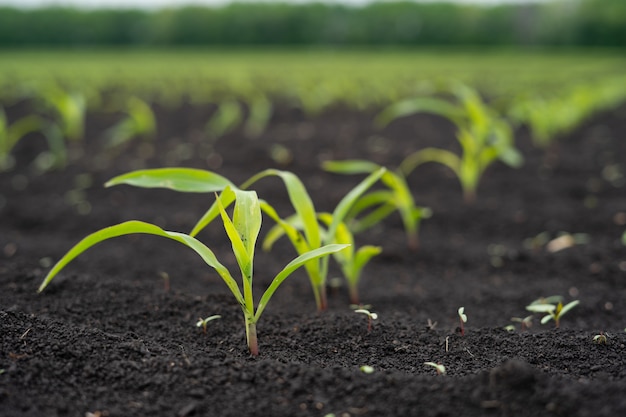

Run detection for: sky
[[0, 0, 552, 9]]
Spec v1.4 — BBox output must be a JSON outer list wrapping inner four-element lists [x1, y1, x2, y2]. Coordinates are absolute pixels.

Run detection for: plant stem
[[348, 284, 360, 306], [318, 285, 328, 311], [246, 319, 259, 356]]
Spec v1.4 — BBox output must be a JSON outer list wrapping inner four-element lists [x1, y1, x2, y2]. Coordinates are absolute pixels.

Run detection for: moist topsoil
[[1, 100, 625, 417]]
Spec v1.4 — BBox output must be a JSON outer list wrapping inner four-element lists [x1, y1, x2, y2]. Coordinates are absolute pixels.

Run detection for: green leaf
[[399, 148, 460, 177], [322, 159, 382, 175], [327, 167, 386, 245], [526, 303, 556, 313], [375, 97, 465, 128], [559, 300, 579, 316], [254, 243, 349, 321], [38, 220, 243, 305], [216, 187, 254, 278], [242, 169, 321, 250], [106, 168, 235, 193]]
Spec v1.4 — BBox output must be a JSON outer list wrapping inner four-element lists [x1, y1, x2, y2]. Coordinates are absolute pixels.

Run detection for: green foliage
[[0, 1, 624, 47], [38, 84, 85, 141], [0, 108, 44, 171], [323, 159, 431, 250], [0, 107, 68, 172], [105, 166, 384, 310], [37, 187, 347, 356], [205, 99, 243, 139], [104, 96, 156, 148], [508, 75, 626, 147], [526, 297, 579, 328], [377, 83, 523, 203]]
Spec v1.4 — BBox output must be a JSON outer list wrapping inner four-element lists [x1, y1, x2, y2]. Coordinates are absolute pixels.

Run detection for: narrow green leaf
[[105, 168, 234, 193], [375, 97, 464, 128], [399, 148, 460, 177], [242, 169, 320, 250], [322, 159, 381, 175], [38, 220, 243, 305], [559, 300, 579, 316], [216, 188, 252, 276], [254, 243, 349, 321], [526, 304, 557, 313]]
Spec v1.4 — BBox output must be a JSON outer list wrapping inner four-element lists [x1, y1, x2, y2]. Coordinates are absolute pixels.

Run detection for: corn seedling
[[264, 211, 382, 305], [196, 315, 221, 334], [38, 186, 347, 356], [206, 99, 243, 139], [38, 84, 85, 141], [103, 96, 156, 149], [106, 167, 385, 311], [376, 83, 523, 203], [458, 307, 467, 336], [0, 108, 44, 171], [243, 93, 272, 139], [511, 315, 533, 331], [323, 159, 431, 250], [526, 297, 579, 328], [354, 308, 378, 332], [0, 108, 68, 172], [424, 362, 446, 375]]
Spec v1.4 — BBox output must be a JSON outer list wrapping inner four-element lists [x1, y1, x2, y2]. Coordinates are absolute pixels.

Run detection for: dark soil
[[1, 100, 625, 417]]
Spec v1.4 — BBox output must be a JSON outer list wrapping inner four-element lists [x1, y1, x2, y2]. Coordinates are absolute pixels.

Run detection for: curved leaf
[[37, 220, 243, 305], [105, 168, 234, 193], [375, 97, 464, 128], [254, 243, 349, 321]]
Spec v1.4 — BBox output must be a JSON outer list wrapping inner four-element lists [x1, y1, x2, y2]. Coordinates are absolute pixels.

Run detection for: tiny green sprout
[[511, 315, 533, 331], [526, 299, 579, 328], [458, 307, 467, 336], [593, 332, 609, 345], [196, 315, 222, 334], [354, 308, 378, 332], [360, 365, 375, 374], [504, 325, 516, 332], [424, 362, 446, 375]]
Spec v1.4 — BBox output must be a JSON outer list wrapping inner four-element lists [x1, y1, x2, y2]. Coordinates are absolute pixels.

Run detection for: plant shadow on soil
[[1, 101, 626, 417]]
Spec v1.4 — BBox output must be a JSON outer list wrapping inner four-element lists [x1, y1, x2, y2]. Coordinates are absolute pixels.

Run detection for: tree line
[[0, 0, 623, 48]]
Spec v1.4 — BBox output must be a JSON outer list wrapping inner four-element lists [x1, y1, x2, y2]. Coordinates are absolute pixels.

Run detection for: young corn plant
[[322, 159, 430, 250], [38, 84, 86, 141], [262, 211, 382, 305], [0, 108, 67, 172], [0, 108, 44, 171], [103, 96, 156, 149], [105, 167, 385, 311], [376, 83, 523, 203], [206, 99, 243, 139], [525, 297, 579, 328], [38, 186, 347, 356]]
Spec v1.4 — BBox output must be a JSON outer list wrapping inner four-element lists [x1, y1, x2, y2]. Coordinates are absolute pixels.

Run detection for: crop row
[[31, 81, 624, 355]]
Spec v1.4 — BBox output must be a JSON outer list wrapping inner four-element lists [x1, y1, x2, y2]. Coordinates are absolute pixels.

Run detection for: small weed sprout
[[526, 298, 579, 328], [354, 308, 378, 332], [458, 307, 467, 336], [424, 362, 446, 375], [196, 315, 221, 334], [593, 332, 608, 345], [511, 315, 533, 331], [360, 365, 375, 374]]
